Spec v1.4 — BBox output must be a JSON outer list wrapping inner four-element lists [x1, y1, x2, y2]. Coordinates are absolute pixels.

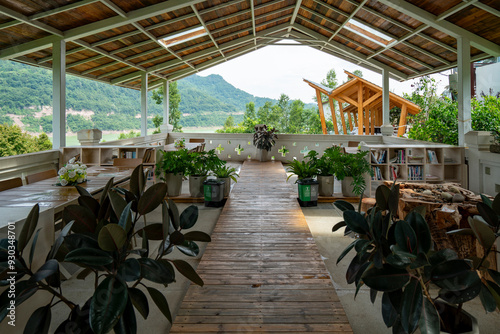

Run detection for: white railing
[[0, 150, 60, 183], [99, 132, 168, 146]]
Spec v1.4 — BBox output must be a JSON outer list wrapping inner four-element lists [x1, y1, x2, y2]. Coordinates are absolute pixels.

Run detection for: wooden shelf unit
[[60, 146, 158, 168], [363, 144, 465, 196]]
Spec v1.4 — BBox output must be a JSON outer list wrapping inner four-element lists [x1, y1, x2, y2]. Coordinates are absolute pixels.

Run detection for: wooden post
[[328, 97, 339, 134], [398, 104, 408, 137], [338, 100, 347, 134], [316, 89, 327, 134], [347, 109, 353, 131], [358, 82, 363, 135], [364, 88, 370, 135]]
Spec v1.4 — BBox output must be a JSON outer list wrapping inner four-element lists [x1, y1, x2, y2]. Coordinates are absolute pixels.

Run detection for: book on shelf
[[427, 150, 439, 164], [408, 156, 424, 163], [370, 149, 387, 164], [390, 165, 400, 180], [408, 166, 423, 181], [142, 148, 155, 163], [391, 150, 405, 164], [371, 166, 383, 180]]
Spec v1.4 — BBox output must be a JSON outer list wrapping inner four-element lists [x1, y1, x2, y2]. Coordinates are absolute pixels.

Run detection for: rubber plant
[[333, 183, 500, 334], [0, 164, 211, 334]]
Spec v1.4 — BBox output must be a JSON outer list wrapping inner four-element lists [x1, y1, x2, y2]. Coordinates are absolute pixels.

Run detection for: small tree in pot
[[253, 124, 278, 162], [186, 149, 224, 197], [156, 148, 190, 196], [332, 149, 372, 197], [307, 147, 343, 196], [333, 183, 500, 334], [212, 164, 239, 198]]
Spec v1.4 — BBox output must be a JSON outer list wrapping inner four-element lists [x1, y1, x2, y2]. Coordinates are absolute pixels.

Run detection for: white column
[[141, 72, 148, 137], [380, 69, 393, 136], [164, 80, 170, 125], [52, 39, 66, 149], [457, 37, 472, 146]]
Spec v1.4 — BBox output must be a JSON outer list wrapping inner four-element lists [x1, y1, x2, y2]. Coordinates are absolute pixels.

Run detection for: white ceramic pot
[[165, 173, 183, 197], [257, 148, 269, 162], [189, 175, 207, 197], [341, 176, 357, 197]]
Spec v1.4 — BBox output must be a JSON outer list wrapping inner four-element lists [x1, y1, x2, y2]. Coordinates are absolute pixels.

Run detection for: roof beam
[[474, 2, 500, 18], [406, 52, 491, 79], [198, 0, 246, 15], [378, 0, 500, 56], [191, 5, 225, 59], [0, 4, 63, 37], [250, 0, 256, 45], [436, 0, 478, 21], [288, 0, 303, 35]]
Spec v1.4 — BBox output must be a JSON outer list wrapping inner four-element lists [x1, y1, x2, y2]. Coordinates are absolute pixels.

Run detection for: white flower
[[60, 178, 68, 186], [66, 164, 74, 170], [81, 164, 87, 170], [68, 170, 76, 178], [77, 178, 84, 183], [68, 158, 75, 164], [58, 167, 67, 175]]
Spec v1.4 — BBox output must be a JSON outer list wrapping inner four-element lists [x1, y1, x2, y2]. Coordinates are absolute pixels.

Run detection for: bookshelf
[[363, 144, 465, 196], [60, 146, 158, 168]]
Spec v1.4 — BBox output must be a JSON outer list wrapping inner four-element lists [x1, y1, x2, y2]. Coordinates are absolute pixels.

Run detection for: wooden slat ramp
[[170, 161, 353, 333]]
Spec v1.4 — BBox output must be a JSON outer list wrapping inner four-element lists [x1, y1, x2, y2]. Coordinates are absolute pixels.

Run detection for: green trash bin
[[203, 179, 225, 207], [297, 178, 318, 207]]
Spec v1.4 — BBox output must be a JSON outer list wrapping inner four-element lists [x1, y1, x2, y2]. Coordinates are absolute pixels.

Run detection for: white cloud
[[198, 44, 450, 103]]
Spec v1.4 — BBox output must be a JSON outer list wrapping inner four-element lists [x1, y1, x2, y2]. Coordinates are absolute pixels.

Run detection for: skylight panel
[[344, 19, 395, 47], [159, 26, 208, 48]]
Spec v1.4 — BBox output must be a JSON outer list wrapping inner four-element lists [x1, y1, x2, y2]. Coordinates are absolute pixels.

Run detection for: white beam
[[288, 0, 303, 34], [0, 4, 63, 37], [457, 37, 471, 146], [52, 40, 66, 149], [378, 0, 500, 56], [381, 69, 393, 136], [250, 0, 256, 45], [436, 0, 478, 21], [474, 2, 500, 18], [141, 73, 148, 137]]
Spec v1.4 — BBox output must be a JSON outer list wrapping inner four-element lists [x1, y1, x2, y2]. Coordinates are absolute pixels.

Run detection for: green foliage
[[334, 185, 500, 333], [286, 157, 317, 181], [253, 125, 278, 151], [152, 81, 182, 132], [212, 164, 239, 183], [0, 165, 210, 333], [186, 150, 224, 176], [223, 115, 235, 129], [155, 149, 191, 176], [67, 114, 93, 132], [307, 146, 344, 176], [118, 130, 140, 140], [332, 150, 371, 196], [471, 94, 500, 132], [0, 124, 52, 157]]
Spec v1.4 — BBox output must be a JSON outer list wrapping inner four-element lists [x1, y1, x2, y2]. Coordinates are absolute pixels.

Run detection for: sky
[[198, 43, 451, 103]]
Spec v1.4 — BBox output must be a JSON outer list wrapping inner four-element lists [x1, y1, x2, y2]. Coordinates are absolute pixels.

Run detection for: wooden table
[[163, 142, 202, 152], [0, 166, 132, 229]]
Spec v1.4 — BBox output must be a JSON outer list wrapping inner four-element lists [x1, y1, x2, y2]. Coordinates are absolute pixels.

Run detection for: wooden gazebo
[[304, 71, 420, 136]]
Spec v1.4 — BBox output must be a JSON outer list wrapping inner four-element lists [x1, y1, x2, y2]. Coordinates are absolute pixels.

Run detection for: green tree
[[275, 94, 291, 132], [257, 101, 273, 126], [288, 100, 305, 133], [152, 81, 182, 131], [0, 124, 52, 157], [223, 115, 235, 129], [352, 69, 363, 78], [242, 102, 257, 131], [118, 130, 140, 139]]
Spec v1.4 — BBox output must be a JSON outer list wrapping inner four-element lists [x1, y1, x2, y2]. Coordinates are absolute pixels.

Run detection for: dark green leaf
[[479, 283, 497, 313], [30, 259, 58, 283], [183, 231, 211, 242], [138, 183, 168, 215], [406, 211, 431, 254], [388, 183, 400, 214], [343, 210, 369, 234], [447, 228, 474, 236], [100, 177, 115, 203], [180, 205, 198, 230], [168, 199, 180, 230], [138, 258, 175, 284], [90, 276, 128, 334], [147, 287, 172, 323], [375, 185, 391, 211], [173, 260, 203, 286], [432, 260, 479, 291], [128, 287, 149, 319], [75, 185, 92, 197], [370, 288, 377, 304], [477, 202, 500, 228], [18, 204, 39, 252], [113, 296, 137, 334], [332, 221, 347, 232], [363, 265, 410, 292], [468, 217, 496, 249], [177, 240, 199, 257], [118, 258, 141, 282], [0, 280, 38, 322], [29, 228, 41, 266], [395, 220, 417, 254], [485, 280, 500, 310], [78, 196, 101, 217], [77, 267, 93, 280], [98, 196, 112, 221], [481, 193, 493, 208], [98, 224, 127, 251], [428, 248, 458, 267], [346, 254, 364, 284], [130, 164, 144, 198], [47, 220, 74, 260], [136, 224, 164, 241], [401, 278, 422, 334], [64, 204, 96, 234], [488, 269, 500, 286], [170, 231, 185, 245], [24, 304, 51, 334], [141, 230, 149, 258], [117, 202, 133, 232], [439, 283, 481, 304], [409, 253, 430, 270], [431, 259, 471, 280], [162, 201, 171, 238], [354, 239, 371, 253], [333, 200, 355, 212], [419, 298, 439, 334], [492, 192, 500, 216], [65, 248, 113, 266], [109, 191, 127, 221], [381, 292, 398, 328], [63, 233, 99, 252]]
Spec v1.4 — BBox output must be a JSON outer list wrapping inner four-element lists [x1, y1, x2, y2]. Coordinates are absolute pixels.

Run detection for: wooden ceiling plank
[[0, 19, 20, 30], [367, 25, 427, 59], [30, 0, 102, 20], [206, 8, 251, 26], [384, 48, 434, 70], [97, 65, 130, 79], [126, 46, 164, 62], [0, 4, 63, 37], [101, 0, 127, 18], [191, 5, 225, 59], [81, 60, 119, 75], [474, 2, 500, 18], [300, 6, 341, 30], [110, 40, 153, 55], [400, 41, 452, 65], [144, 13, 197, 32], [436, 0, 478, 21], [362, 91, 382, 107], [68, 54, 105, 68], [198, 0, 247, 16], [378, 0, 500, 56], [38, 46, 86, 64]]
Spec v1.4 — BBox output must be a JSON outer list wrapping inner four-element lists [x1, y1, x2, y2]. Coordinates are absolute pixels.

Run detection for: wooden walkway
[[170, 161, 353, 333]]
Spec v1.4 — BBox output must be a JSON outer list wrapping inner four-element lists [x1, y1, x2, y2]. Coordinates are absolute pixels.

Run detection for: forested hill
[[0, 60, 277, 131]]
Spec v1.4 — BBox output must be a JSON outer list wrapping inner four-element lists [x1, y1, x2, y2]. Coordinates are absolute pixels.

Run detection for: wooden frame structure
[[304, 71, 420, 136]]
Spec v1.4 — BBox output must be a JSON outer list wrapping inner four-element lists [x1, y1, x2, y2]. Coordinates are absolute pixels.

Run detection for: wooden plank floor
[[169, 161, 353, 333]]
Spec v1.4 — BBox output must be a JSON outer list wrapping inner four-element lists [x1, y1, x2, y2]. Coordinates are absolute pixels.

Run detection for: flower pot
[[341, 177, 357, 197], [218, 177, 231, 197], [317, 175, 334, 196], [490, 144, 500, 154], [189, 175, 207, 197], [256, 148, 269, 162], [165, 173, 183, 197], [436, 301, 479, 334]]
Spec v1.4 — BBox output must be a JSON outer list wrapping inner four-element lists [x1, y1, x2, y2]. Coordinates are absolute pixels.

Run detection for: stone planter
[[256, 148, 269, 162], [189, 175, 207, 197], [490, 144, 500, 154], [165, 173, 183, 197], [218, 177, 231, 197], [341, 177, 357, 197], [317, 175, 334, 196]]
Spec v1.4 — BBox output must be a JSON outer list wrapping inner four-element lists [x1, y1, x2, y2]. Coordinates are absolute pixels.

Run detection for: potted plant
[[187, 149, 224, 197], [333, 183, 500, 334], [332, 149, 372, 197], [253, 124, 278, 162], [490, 128, 500, 153], [212, 164, 239, 197], [0, 165, 210, 333], [307, 147, 343, 196], [286, 156, 318, 206], [156, 148, 190, 196]]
